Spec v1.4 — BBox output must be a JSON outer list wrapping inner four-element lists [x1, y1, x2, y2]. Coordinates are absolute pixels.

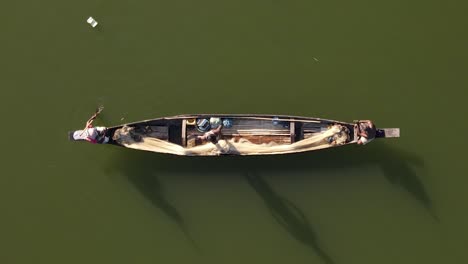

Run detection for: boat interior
[[110, 116, 355, 147]]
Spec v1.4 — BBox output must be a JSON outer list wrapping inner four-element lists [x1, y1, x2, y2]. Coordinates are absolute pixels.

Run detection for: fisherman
[[355, 120, 376, 145], [197, 124, 223, 144], [70, 107, 109, 144]]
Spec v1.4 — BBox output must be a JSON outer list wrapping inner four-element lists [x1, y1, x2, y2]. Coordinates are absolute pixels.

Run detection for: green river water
[[1, 0, 468, 263]]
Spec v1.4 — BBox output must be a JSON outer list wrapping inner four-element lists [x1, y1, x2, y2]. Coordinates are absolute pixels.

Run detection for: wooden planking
[[186, 124, 201, 138], [233, 129, 289, 136], [290, 121, 295, 143], [230, 135, 291, 144], [241, 116, 320, 123], [303, 132, 322, 139], [181, 119, 187, 146], [184, 118, 295, 147], [380, 128, 400, 138], [303, 125, 323, 129], [146, 126, 169, 140], [222, 119, 290, 136], [302, 122, 328, 138]]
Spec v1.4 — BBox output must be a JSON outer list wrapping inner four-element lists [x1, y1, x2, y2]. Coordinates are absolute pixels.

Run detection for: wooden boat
[[71, 114, 400, 156]]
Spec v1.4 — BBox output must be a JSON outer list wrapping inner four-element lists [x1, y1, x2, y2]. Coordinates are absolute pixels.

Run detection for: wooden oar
[[80, 106, 104, 136]]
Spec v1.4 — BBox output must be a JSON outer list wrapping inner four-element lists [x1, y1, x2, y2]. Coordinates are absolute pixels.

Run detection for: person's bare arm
[[354, 123, 361, 134], [213, 125, 223, 134]]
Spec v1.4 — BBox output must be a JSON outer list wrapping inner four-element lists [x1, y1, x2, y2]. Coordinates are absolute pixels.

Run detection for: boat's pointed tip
[[68, 131, 77, 141]]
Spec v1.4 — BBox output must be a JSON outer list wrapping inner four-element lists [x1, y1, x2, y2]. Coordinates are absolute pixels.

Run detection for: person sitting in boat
[[72, 120, 109, 144], [197, 124, 223, 144], [355, 120, 376, 145]]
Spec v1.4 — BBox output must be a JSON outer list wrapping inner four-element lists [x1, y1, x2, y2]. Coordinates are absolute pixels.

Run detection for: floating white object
[[87, 17, 98, 28]]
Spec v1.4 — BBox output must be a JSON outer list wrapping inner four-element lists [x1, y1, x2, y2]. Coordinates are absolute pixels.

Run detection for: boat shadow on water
[[118, 141, 436, 220], [109, 152, 199, 250], [245, 173, 335, 264], [107, 141, 435, 255]]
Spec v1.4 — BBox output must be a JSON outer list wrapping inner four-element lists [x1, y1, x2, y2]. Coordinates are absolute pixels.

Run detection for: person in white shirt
[[70, 107, 109, 144]]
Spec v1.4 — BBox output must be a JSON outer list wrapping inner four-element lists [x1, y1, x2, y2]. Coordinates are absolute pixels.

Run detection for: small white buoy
[[87, 17, 98, 28]]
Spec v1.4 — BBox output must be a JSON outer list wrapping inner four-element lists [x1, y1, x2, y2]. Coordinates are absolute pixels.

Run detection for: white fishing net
[[113, 125, 344, 156]]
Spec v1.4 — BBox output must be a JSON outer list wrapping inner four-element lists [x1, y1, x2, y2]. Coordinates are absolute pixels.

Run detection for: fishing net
[[113, 124, 345, 156]]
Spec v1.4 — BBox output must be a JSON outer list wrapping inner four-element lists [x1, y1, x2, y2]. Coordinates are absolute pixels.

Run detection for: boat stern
[[376, 128, 400, 138]]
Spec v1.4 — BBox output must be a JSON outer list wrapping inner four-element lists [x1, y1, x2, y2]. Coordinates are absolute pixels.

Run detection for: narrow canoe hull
[[88, 114, 400, 156]]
